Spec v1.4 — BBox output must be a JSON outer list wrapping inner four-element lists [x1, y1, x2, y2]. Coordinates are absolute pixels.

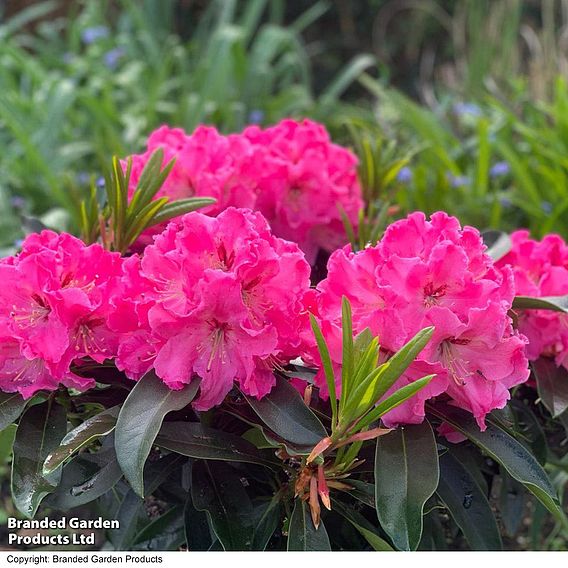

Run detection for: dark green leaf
[[191, 460, 255, 550], [287, 498, 331, 551], [243, 374, 327, 450], [134, 505, 186, 551], [374, 421, 439, 550], [46, 444, 122, 510], [533, 357, 568, 417], [185, 490, 213, 551], [155, 422, 278, 468], [344, 479, 375, 508], [0, 392, 27, 431], [252, 497, 282, 551], [512, 295, 568, 313], [333, 499, 393, 550], [111, 454, 183, 550], [43, 406, 119, 474], [436, 450, 502, 550], [499, 472, 526, 537], [115, 372, 200, 497], [11, 400, 67, 517], [429, 402, 566, 526], [510, 399, 547, 465]]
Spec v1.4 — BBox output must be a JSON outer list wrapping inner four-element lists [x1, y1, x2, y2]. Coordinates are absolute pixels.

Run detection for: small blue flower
[[541, 201, 553, 214], [81, 26, 109, 45], [77, 172, 90, 185], [498, 196, 512, 208], [448, 174, 471, 188], [248, 109, 264, 124], [10, 196, 26, 209], [103, 47, 125, 70], [396, 166, 412, 183], [489, 161, 510, 177], [453, 102, 482, 118], [96, 177, 105, 189]]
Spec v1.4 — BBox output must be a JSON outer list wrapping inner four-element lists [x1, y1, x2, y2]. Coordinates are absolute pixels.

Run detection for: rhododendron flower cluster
[[0, 231, 123, 398], [0, 209, 311, 410], [111, 207, 312, 410], [306, 211, 530, 429], [125, 119, 363, 261], [497, 230, 568, 367]]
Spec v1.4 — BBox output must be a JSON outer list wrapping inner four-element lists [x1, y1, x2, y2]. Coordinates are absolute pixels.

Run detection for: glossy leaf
[[115, 372, 200, 497], [533, 357, 568, 417], [333, 499, 393, 551], [499, 472, 526, 537], [287, 498, 331, 551], [428, 402, 566, 527], [436, 450, 502, 550], [243, 374, 327, 449], [111, 454, 183, 550], [252, 497, 282, 551], [512, 295, 568, 313], [191, 460, 255, 551], [43, 406, 120, 474], [46, 445, 122, 510], [0, 392, 27, 431], [156, 422, 278, 468], [185, 491, 213, 551], [11, 400, 67, 517], [374, 421, 439, 550], [0, 424, 16, 463]]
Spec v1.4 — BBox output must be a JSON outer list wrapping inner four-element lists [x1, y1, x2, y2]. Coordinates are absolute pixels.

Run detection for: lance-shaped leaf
[[11, 400, 67, 517], [333, 499, 393, 551], [191, 460, 255, 551], [0, 392, 27, 431], [46, 443, 123, 510], [436, 450, 502, 550], [512, 295, 568, 313], [115, 372, 200, 497], [185, 491, 213, 551], [428, 402, 567, 528], [155, 422, 278, 468], [43, 406, 120, 474], [532, 357, 568, 418], [243, 374, 327, 450], [287, 498, 331, 551], [374, 420, 439, 550]]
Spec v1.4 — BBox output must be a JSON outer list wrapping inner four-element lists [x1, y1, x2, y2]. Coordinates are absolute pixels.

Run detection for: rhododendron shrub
[[124, 119, 363, 261], [1, 135, 564, 553], [112, 207, 312, 410], [306, 212, 530, 429]]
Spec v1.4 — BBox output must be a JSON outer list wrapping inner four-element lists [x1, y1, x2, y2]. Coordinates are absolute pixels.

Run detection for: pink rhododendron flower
[[307, 211, 529, 430], [0, 231, 123, 398], [124, 119, 363, 261], [113, 207, 312, 410], [243, 119, 363, 262], [497, 230, 568, 367]]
